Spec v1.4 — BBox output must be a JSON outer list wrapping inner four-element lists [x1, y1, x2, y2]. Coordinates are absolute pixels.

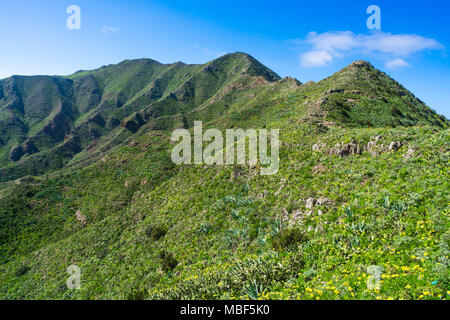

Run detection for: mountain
[[314, 60, 448, 128], [0, 55, 446, 184], [0, 54, 448, 300], [0, 53, 281, 182]]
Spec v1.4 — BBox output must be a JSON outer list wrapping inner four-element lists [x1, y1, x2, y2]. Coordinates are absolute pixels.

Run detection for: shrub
[[15, 264, 30, 276], [195, 223, 212, 235], [145, 225, 168, 241], [271, 228, 307, 250], [159, 250, 178, 272], [127, 288, 148, 300], [149, 251, 304, 299], [96, 247, 109, 259], [243, 280, 265, 299]]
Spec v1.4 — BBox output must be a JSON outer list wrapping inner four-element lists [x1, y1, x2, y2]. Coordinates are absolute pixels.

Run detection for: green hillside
[[0, 54, 448, 300], [0, 53, 280, 183]]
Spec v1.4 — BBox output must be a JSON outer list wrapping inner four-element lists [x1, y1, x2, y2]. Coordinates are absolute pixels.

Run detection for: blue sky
[[0, 0, 448, 117]]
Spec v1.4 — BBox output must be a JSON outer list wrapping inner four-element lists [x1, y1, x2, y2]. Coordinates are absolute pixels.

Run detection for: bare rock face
[[9, 145, 24, 162], [404, 145, 415, 159], [364, 136, 385, 156], [316, 197, 333, 207], [350, 60, 374, 68], [327, 142, 361, 157], [388, 141, 403, 152], [305, 197, 315, 210], [291, 210, 305, 222], [312, 142, 326, 152], [313, 136, 405, 158], [251, 76, 270, 87], [366, 135, 382, 149], [289, 197, 334, 225], [364, 136, 403, 155], [279, 76, 301, 88], [312, 163, 326, 175]]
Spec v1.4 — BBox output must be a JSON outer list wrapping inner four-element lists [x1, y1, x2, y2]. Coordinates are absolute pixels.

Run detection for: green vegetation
[[271, 228, 308, 251], [0, 54, 448, 300], [146, 225, 168, 241]]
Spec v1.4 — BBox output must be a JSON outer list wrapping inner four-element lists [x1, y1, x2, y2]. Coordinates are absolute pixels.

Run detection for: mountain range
[[0, 53, 448, 300], [0, 53, 446, 183]]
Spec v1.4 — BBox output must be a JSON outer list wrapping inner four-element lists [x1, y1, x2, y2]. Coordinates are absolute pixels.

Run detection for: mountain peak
[[348, 60, 374, 68], [205, 52, 281, 82], [316, 60, 448, 128]]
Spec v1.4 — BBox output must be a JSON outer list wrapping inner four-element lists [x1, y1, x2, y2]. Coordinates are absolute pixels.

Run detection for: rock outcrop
[[75, 210, 87, 225], [313, 136, 406, 158], [327, 142, 362, 157], [9, 145, 24, 162], [290, 197, 334, 225]]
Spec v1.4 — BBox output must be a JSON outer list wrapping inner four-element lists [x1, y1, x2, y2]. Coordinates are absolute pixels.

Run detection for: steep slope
[[0, 53, 281, 183], [308, 61, 448, 128], [0, 57, 448, 300], [0, 76, 76, 162]]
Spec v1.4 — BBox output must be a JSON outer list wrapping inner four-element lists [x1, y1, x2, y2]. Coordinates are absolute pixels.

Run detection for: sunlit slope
[[0, 53, 281, 183], [0, 57, 448, 300]]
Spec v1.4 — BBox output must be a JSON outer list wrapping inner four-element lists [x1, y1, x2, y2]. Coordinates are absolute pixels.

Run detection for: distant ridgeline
[[0, 54, 447, 183]]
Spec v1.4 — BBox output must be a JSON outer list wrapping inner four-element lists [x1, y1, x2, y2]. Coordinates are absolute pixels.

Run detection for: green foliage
[[243, 280, 265, 300], [126, 288, 149, 300], [15, 264, 30, 277], [0, 55, 448, 301], [150, 251, 304, 299], [145, 225, 168, 241], [271, 228, 308, 251], [0, 53, 283, 182], [159, 250, 178, 272]]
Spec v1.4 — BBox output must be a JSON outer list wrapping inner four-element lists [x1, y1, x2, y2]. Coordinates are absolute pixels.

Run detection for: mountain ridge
[[0, 53, 283, 182], [0, 53, 448, 300], [0, 53, 447, 185]]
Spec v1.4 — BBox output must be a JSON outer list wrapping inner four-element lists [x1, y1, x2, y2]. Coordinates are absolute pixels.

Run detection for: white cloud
[[301, 50, 333, 67], [101, 25, 119, 34], [304, 31, 358, 53], [298, 31, 443, 68], [385, 58, 410, 69], [362, 33, 442, 56]]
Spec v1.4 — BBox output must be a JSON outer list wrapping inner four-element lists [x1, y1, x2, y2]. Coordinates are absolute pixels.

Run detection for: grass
[[0, 55, 448, 300]]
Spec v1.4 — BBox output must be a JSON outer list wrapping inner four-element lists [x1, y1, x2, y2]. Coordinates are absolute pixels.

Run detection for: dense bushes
[[149, 251, 304, 299], [159, 250, 178, 272], [271, 228, 308, 250], [145, 225, 168, 241], [15, 264, 30, 277]]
